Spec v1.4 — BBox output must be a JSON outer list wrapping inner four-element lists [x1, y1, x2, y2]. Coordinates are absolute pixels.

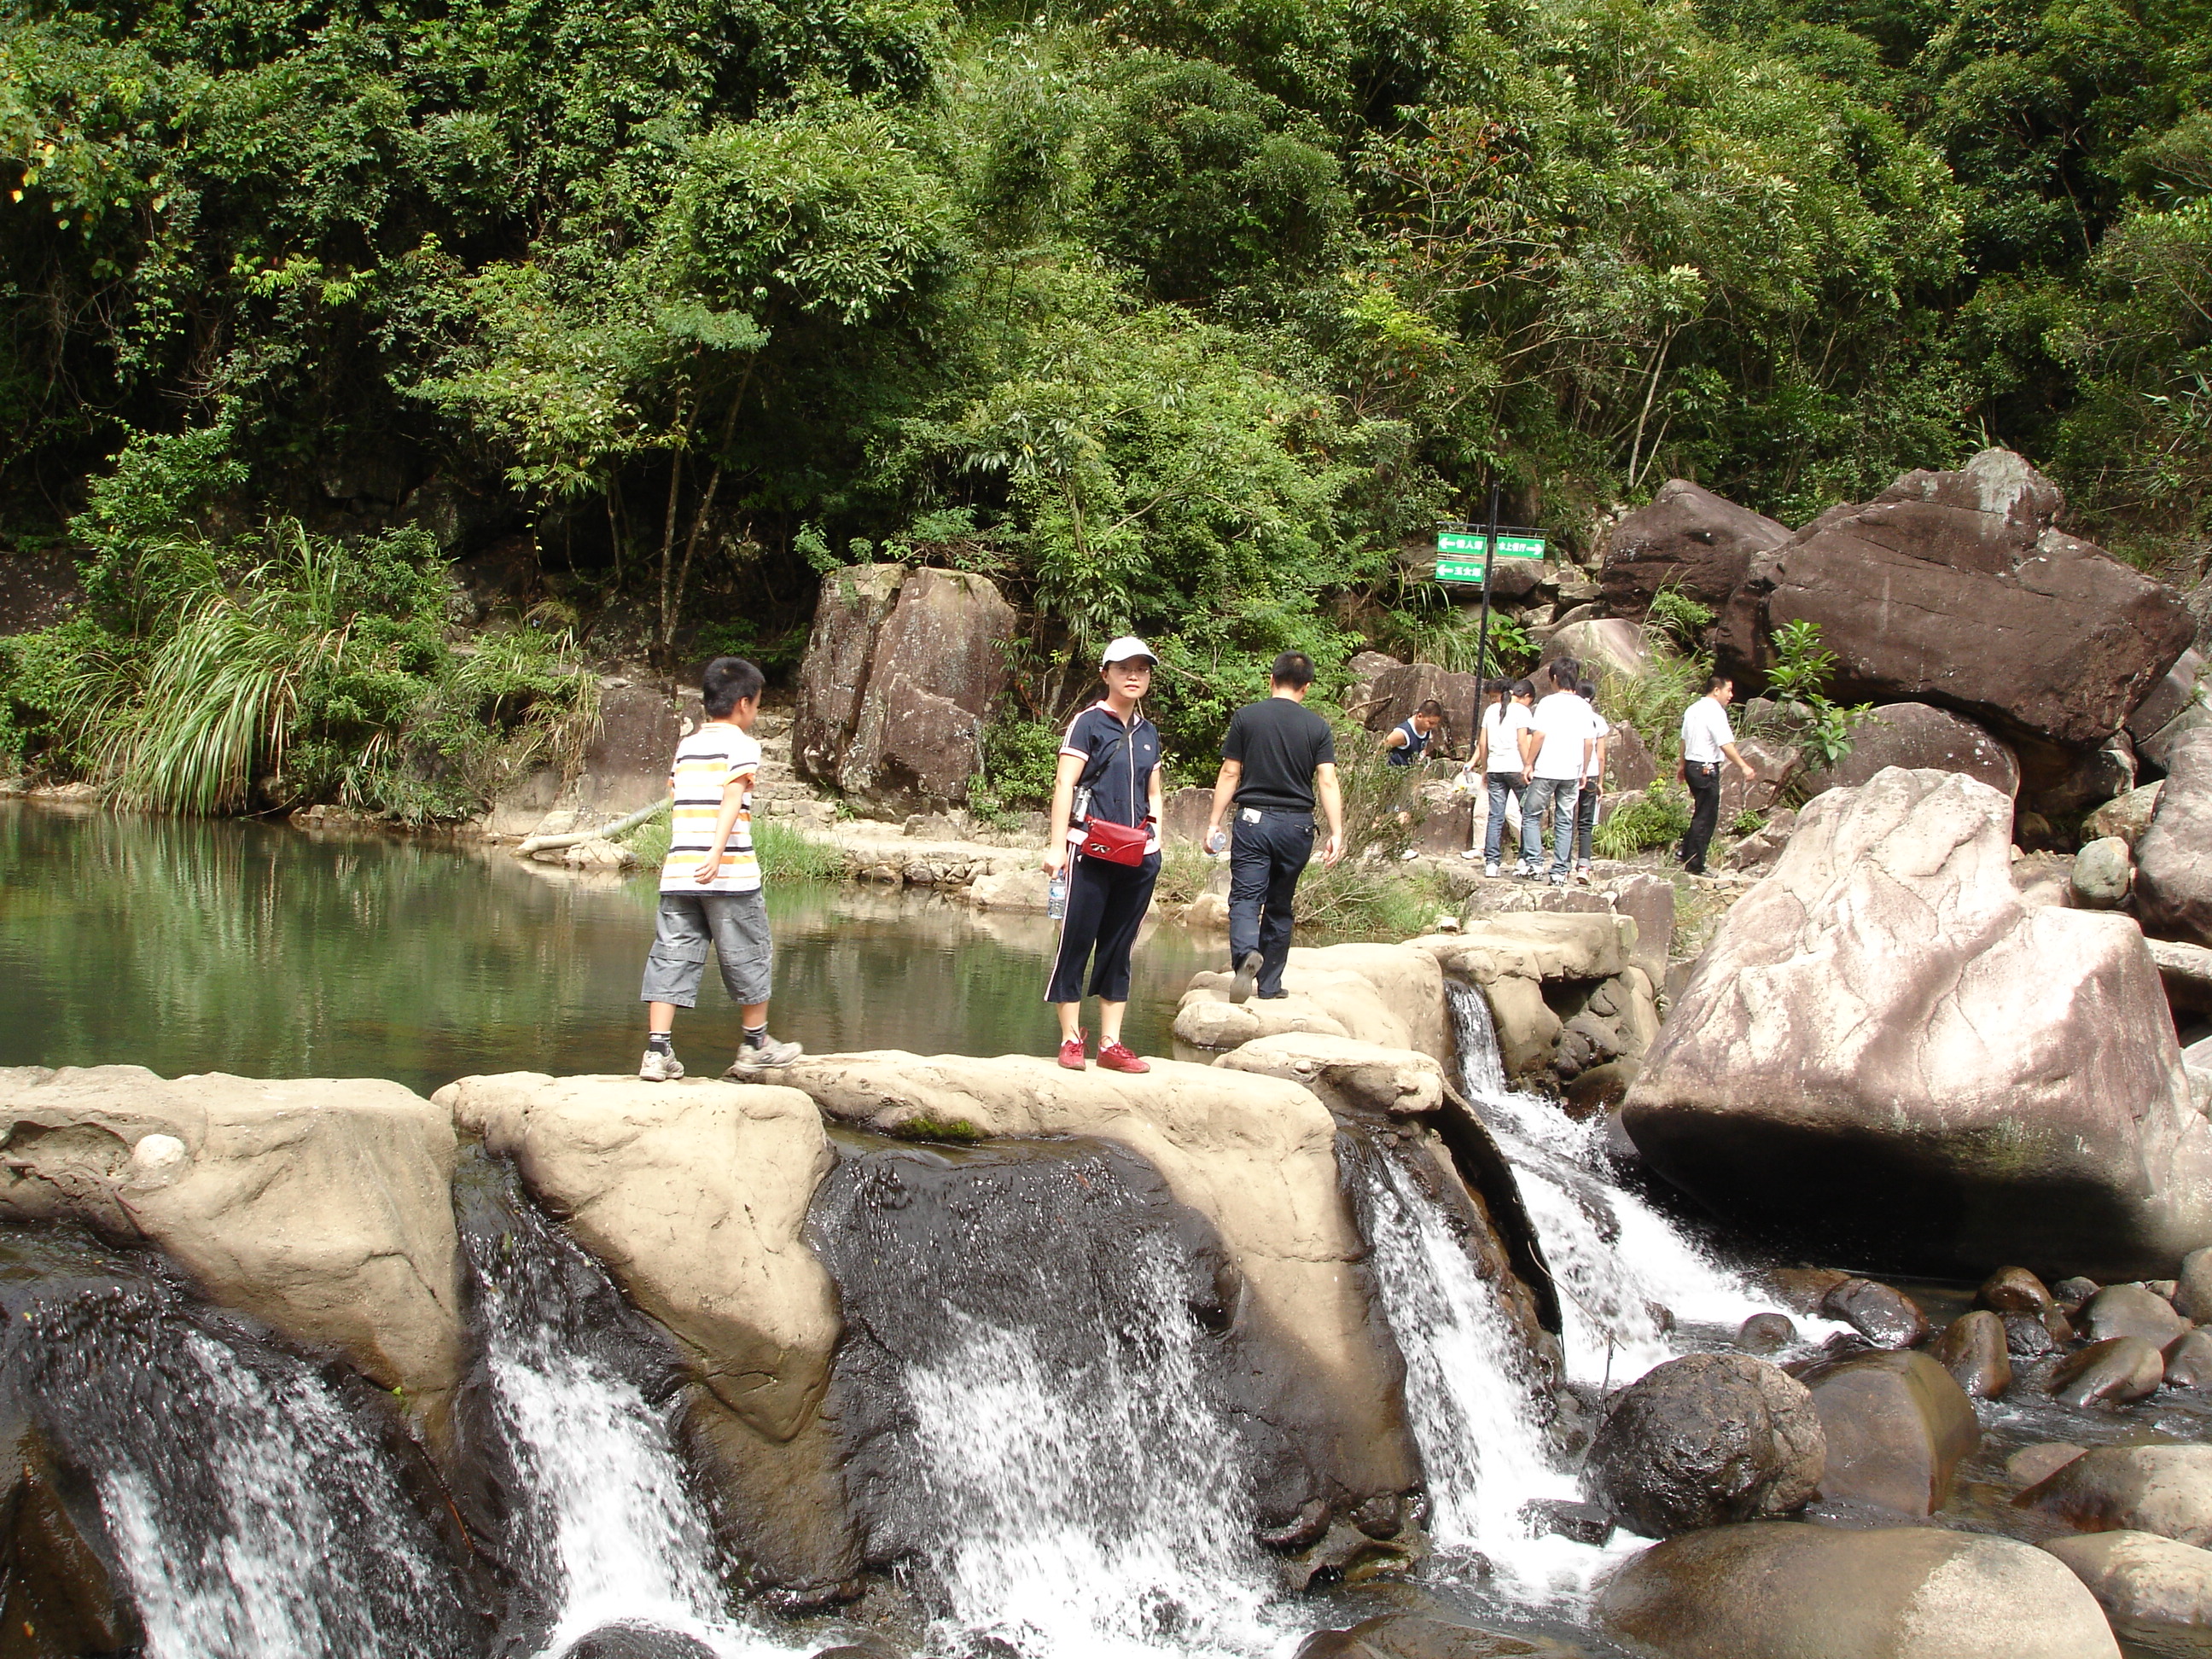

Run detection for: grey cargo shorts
[[640, 890, 772, 1007]]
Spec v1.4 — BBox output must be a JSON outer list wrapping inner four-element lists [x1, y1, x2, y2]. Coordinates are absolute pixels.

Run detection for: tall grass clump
[[0, 520, 597, 819]]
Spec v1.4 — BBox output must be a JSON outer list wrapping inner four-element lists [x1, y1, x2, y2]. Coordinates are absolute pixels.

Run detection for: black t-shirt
[[1222, 696, 1336, 810], [1060, 703, 1160, 827]]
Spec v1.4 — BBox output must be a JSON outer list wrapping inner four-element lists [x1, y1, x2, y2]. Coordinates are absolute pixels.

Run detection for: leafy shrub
[[1763, 619, 1868, 766], [978, 716, 1068, 811], [1593, 789, 1692, 859], [1647, 585, 1716, 650]]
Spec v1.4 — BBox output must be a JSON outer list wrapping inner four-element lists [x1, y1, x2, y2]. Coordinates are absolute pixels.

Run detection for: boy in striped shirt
[[638, 655, 802, 1080]]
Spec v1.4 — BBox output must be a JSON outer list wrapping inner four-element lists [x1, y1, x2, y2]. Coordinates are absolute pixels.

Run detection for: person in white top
[[1678, 672, 1749, 875], [1572, 678, 1610, 880], [1516, 657, 1596, 884], [1463, 678, 1534, 874]]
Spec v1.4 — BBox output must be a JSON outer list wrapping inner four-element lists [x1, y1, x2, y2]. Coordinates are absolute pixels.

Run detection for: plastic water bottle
[[1047, 870, 1068, 920]]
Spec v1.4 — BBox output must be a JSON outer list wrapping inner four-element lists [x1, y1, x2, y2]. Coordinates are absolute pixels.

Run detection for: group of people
[[631, 643, 1748, 1081]]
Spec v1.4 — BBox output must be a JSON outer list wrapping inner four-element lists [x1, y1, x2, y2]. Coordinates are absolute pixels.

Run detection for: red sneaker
[[1057, 1030, 1088, 1070], [1097, 1041, 1150, 1074]]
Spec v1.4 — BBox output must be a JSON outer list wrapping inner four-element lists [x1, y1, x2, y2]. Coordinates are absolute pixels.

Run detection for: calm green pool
[[0, 803, 1203, 1096]]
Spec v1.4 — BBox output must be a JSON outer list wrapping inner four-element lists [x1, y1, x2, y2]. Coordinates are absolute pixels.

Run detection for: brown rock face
[[2135, 727, 2212, 946], [1623, 767, 2212, 1277], [1803, 703, 2020, 800], [792, 564, 1015, 812], [1797, 1350, 1981, 1515], [1363, 663, 1483, 753], [1716, 451, 2192, 765], [1598, 479, 1791, 621]]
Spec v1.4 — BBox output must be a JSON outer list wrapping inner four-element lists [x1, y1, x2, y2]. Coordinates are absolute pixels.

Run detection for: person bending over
[[1384, 699, 1446, 767], [1202, 651, 1345, 1004]]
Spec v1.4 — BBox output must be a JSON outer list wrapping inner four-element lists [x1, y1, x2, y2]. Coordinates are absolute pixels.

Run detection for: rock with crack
[[1623, 766, 2212, 1277], [1176, 943, 1448, 1062], [1214, 1034, 1447, 1118], [0, 1065, 464, 1447]]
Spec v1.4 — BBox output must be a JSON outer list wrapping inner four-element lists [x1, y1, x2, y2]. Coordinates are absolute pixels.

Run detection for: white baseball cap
[[1099, 635, 1157, 667]]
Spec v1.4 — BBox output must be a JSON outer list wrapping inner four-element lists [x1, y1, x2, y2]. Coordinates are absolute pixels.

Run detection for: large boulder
[[1716, 450, 2192, 775], [763, 1051, 1434, 1506], [1585, 1353, 1825, 1539], [1797, 1351, 1979, 1516], [2021, 1445, 2212, 1544], [436, 1072, 850, 1586], [1540, 619, 1650, 680], [2044, 1529, 2212, 1639], [1622, 767, 2212, 1278], [1596, 1522, 2122, 1659], [0, 1066, 464, 1445], [1598, 479, 1791, 620], [2133, 726, 2212, 946], [1802, 703, 2020, 800], [791, 564, 1015, 812], [1178, 944, 1451, 1062]]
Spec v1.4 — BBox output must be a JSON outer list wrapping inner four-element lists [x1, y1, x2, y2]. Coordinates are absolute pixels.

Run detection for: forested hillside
[[2, 0, 2207, 805]]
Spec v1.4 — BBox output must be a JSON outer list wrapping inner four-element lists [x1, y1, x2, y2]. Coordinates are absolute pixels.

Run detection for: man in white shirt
[[1679, 672, 1749, 876], [1516, 657, 1595, 885]]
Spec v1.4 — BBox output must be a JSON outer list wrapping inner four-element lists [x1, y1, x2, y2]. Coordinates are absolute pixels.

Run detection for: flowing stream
[[14, 1287, 473, 1659]]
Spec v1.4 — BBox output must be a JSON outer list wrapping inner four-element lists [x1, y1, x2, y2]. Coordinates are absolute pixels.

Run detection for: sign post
[[1474, 480, 1499, 686], [1434, 503, 1548, 690]]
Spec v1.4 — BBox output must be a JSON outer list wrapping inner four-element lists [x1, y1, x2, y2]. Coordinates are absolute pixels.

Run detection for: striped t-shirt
[[660, 722, 761, 894]]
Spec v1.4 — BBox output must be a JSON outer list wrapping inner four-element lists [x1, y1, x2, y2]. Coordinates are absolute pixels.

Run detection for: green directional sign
[[1434, 528, 1546, 581]]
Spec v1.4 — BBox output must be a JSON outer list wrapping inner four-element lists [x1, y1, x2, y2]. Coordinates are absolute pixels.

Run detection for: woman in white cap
[[1041, 637, 1165, 1073]]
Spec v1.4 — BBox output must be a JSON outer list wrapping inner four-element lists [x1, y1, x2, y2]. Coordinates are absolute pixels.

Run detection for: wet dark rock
[[1257, 1498, 1331, 1551], [1350, 1493, 1406, 1540], [1595, 1521, 2120, 1658], [2053, 1276, 2101, 1313], [1932, 1311, 2012, 1399], [1797, 1350, 1980, 1516], [2048, 1336, 2167, 1408], [2019, 1445, 2212, 1545], [2007, 1444, 2086, 1488], [1586, 1353, 1824, 1539], [1280, 1522, 1412, 1592], [1522, 1497, 1613, 1545], [808, 1638, 904, 1659], [2081, 1282, 2192, 1348], [1820, 1278, 1930, 1350], [2166, 1328, 2212, 1389], [0, 1400, 137, 1657], [1977, 1266, 2058, 1316], [2004, 1312, 2064, 1359], [1760, 1266, 1855, 1316], [2177, 1246, 2212, 1322], [565, 1625, 719, 1659], [1736, 1313, 1796, 1354], [1294, 1613, 1546, 1658]]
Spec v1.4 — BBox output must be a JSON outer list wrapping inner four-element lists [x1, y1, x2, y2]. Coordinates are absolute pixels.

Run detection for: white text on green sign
[[1435, 532, 1546, 559]]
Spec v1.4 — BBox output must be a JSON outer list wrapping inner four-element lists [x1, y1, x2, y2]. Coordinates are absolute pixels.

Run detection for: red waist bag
[[1078, 816, 1150, 866]]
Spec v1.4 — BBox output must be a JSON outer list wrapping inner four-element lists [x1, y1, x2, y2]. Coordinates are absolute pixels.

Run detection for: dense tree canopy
[[1, 0, 2207, 792]]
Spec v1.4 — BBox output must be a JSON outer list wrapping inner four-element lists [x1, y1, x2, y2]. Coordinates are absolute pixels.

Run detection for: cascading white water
[[471, 1219, 803, 1659], [1443, 980, 1831, 1382], [899, 1239, 1278, 1659], [23, 1291, 471, 1659]]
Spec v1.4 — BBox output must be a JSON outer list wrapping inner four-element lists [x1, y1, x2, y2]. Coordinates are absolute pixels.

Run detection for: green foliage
[[1732, 808, 1767, 836], [976, 716, 1068, 812], [1647, 586, 1717, 651], [1594, 789, 1693, 859], [1762, 618, 1869, 765], [0, 520, 594, 818], [1383, 604, 1535, 678]]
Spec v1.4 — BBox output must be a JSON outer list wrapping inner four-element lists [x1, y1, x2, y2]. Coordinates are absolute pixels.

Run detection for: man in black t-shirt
[[1202, 651, 1346, 1004]]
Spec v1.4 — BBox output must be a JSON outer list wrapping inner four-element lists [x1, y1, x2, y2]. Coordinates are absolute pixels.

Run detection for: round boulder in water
[[1796, 1350, 1980, 1517], [1931, 1311, 2012, 1399], [563, 1625, 719, 1659], [1586, 1353, 1825, 1539], [1976, 1266, 2058, 1316], [1736, 1313, 1797, 1355], [1596, 1522, 2120, 1659], [2050, 1336, 2168, 1408], [1819, 1277, 1929, 1349]]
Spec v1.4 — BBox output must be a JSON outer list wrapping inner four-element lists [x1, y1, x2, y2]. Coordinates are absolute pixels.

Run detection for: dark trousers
[[1046, 850, 1161, 1004], [1681, 760, 1722, 873], [1228, 809, 1314, 997], [1574, 780, 1600, 864]]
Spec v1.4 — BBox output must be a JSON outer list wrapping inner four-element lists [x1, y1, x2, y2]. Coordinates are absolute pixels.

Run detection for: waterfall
[[1342, 1138, 1596, 1599], [462, 1176, 800, 1659], [812, 1139, 1281, 1659], [1442, 980, 1828, 1380], [15, 1289, 474, 1659]]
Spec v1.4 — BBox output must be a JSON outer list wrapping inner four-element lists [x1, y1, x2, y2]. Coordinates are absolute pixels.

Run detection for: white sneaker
[[1460, 849, 1480, 860], [727, 1036, 804, 1072], [1400, 848, 1422, 861], [1484, 862, 1501, 878], [638, 1049, 684, 1082]]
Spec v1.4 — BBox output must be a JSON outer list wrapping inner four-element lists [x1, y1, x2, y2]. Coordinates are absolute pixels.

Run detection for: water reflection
[[0, 804, 1201, 1095]]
